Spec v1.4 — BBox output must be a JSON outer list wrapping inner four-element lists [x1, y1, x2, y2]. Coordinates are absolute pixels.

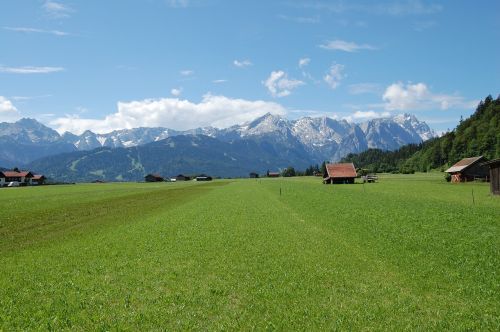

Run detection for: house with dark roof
[[445, 156, 489, 183], [145, 174, 164, 182], [195, 174, 212, 181], [173, 174, 190, 181], [323, 163, 357, 184], [482, 158, 500, 195]]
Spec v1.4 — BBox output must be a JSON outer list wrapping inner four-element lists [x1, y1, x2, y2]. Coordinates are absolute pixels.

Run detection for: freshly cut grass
[[0, 175, 498, 330]]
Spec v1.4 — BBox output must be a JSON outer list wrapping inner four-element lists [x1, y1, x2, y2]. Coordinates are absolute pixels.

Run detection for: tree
[[281, 166, 296, 177]]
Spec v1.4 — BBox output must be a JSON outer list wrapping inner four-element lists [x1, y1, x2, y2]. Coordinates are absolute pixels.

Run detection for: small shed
[[145, 174, 164, 182], [323, 163, 357, 184], [195, 174, 212, 181], [482, 158, 500, 195], [249, 172, 259, 178], [174, 174, 190, 181], [445, 156, 489, 182]]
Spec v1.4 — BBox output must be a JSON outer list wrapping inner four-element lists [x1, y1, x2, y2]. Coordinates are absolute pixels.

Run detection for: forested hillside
[[342, 95, 500, 173]]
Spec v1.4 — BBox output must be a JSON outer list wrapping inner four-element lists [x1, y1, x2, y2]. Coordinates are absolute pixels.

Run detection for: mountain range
[[0, 113, 436, 181]]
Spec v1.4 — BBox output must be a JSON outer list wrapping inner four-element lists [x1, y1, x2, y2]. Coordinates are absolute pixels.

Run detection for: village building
[[267, 171, 280, 178], [0, 171, 34, 186], [482, 158, 500, 195], [195, 174, 212, 181], [173, 174, 190, 181], [323, 163, 357, 184], [445, 156, 489, 183], [32, 175, 46, 185], [145, 174, 164, 182]]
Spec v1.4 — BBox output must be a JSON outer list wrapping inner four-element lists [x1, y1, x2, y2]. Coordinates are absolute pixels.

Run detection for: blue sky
[[0, 0, 498, 134]]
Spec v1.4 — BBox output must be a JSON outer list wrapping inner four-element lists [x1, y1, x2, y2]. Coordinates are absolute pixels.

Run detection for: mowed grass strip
[[0, 182, 227, 254], [0, 175, 499, 330]]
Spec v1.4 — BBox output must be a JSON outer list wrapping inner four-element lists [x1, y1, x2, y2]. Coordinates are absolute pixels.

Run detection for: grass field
[[1, 174, 499, 330]]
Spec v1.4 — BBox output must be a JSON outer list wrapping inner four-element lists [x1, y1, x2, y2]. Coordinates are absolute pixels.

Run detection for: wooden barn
[[445, 156, 489, 183], [482, 159, 500, 195], [145, 174, 164, 182], [323, 163, 357, 184]]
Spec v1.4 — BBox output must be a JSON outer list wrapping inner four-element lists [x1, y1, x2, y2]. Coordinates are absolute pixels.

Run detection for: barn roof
[[325, 163, 357, 178], [445, 156, 484, 173], [482, 158, 500, 167], [32, 174, 45, 180]]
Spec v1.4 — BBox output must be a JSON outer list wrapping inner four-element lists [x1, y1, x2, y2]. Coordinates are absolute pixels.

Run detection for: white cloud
[[170, 88, 182, 97], [298, 58, 310, 68], [319, 39, 376, 52], [167, 0, 189, 8], [0, 96, 20, 122], [180, 69, 194, 76], [0, 66, 65, 74], [50, 94, 287, 134], [297, 1, 442, 16], [413, 20, 436, 32], [263, 71, 304, 98], [277, 14, 320, 24], [323, 64, 344, 89], [343, 110, 391, 122], [43, 1, 74, 18], [213, 79, 228, 84], [382, 82, 477, 111], [348, 83, 382, 95], [3, 26, 69, 36], [233, 59, 253, 68]]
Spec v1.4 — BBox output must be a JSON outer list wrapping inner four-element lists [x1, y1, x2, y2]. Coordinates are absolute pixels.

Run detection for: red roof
[[2, 171, 33, 178], [325, 163, 357, 178]]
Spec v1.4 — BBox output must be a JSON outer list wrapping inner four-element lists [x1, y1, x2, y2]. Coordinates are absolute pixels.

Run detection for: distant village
[[1, 156, 499, 195]]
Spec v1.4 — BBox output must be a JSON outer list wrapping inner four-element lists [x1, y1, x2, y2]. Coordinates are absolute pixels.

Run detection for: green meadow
[[1, 174, 499, 330]]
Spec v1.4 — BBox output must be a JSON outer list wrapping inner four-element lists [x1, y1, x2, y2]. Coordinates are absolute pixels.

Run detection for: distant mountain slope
[[342, 95, 500, 173], [27, 134, 316, 182], [1, 113, 435, 167]]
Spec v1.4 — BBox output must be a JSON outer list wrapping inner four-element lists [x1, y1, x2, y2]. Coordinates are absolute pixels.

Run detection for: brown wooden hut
[[323, 163, 357, 184], [482, 159, 500, 195], [445, 156, 489, 182]]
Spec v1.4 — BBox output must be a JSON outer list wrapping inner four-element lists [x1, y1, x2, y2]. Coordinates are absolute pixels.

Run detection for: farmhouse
[[482, 158, 500, 195], [323, 163, 357, 184], [145, 174, 164, 182], [267, 171, 280, 178], [445, 156, 489, 182], [0, 171, 34, 186]]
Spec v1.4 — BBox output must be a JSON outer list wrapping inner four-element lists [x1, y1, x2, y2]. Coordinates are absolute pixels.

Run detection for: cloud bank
[[51, 94, 287, 134], [382, 82, 477, 111]]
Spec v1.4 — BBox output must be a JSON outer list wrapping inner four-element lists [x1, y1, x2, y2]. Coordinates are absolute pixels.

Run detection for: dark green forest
[[342, 94, 500, 173]]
